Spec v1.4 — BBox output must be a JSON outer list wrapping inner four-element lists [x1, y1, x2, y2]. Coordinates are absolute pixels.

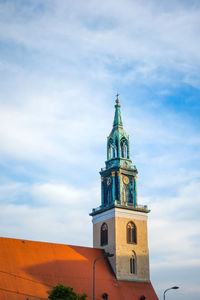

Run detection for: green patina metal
[[113, 97, 123, 128], [106, 97, 131, 167], [90, 96, 149, 217]]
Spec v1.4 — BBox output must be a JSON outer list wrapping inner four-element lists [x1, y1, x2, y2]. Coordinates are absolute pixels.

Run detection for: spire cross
[[115, 93, 120, 104]]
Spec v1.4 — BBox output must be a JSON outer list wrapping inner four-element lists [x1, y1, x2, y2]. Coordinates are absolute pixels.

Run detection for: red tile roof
[[0, 237, 158, 300]]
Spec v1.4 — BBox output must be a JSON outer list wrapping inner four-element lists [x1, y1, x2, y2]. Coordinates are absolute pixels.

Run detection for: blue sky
[[0, 0, 200, 299]]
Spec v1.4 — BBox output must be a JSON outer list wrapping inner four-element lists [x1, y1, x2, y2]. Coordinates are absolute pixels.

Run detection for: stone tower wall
[[92, 207, 150, 282]]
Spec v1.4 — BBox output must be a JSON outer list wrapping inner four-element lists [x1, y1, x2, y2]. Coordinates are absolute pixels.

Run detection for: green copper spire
[[106, 95, 132, 169], [113, 94, 123, 128], [90, 94, 149, 218]]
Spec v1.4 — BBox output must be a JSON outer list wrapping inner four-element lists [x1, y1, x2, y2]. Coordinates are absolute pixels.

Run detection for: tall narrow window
[[108, 144, 111, 160], [111, 144, 115, 158], [127, 221, 137, 244], [120, 141, 124, 157], [120, 138, 128, 158], [108, 139, 113, 159], [124, 144, 127, 158], [130, 252, 136, 274], [101, 223, 108, 246], [115, 139, 118, 158], [107, 188, 112, 205]]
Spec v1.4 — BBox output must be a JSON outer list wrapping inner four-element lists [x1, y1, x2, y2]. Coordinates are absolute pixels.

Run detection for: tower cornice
[[90, 203, 150, 217]]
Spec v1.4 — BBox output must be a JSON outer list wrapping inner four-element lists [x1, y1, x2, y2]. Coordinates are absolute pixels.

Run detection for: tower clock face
[[123, 176, 129, 185], [107, 177, 111, 185]]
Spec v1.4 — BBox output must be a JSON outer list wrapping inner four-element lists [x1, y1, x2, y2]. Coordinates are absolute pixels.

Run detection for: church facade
[[90, 96, 150, 282]]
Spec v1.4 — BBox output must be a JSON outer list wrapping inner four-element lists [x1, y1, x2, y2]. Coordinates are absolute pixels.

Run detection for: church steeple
[[90, 96, 149, 212], [106, 96, 131, 169], [90, 95, 150, 283]]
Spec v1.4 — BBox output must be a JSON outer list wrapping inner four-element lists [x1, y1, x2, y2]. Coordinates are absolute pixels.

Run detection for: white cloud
[[0, 85, 110, 167], [0, 181, 99, 246], [147, 180, 200, 276], [31, 182, 99, 205], [1, 0, 200, 86]]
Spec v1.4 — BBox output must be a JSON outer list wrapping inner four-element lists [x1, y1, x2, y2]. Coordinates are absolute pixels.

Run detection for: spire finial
[[115, 93, 120, 104], [113, 93, 122, 128]]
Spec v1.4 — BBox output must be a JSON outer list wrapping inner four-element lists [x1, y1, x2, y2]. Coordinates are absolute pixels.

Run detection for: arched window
[[109, 144, 115, 158], [130, 251, 136, 274], [108, 139, 113, 159], [101, 223, 108, 246], [127, 222, 137, 244], [120, 138, 128, 158]]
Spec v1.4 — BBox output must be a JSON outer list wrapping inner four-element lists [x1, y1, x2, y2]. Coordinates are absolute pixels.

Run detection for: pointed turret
[[113, 96, 123, 128], [106, 96, 131, 169], [90, 94, 149, 213]]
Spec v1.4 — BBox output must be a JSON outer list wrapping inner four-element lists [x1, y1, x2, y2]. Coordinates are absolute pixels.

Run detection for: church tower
[[90, 95, 150, 282]]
